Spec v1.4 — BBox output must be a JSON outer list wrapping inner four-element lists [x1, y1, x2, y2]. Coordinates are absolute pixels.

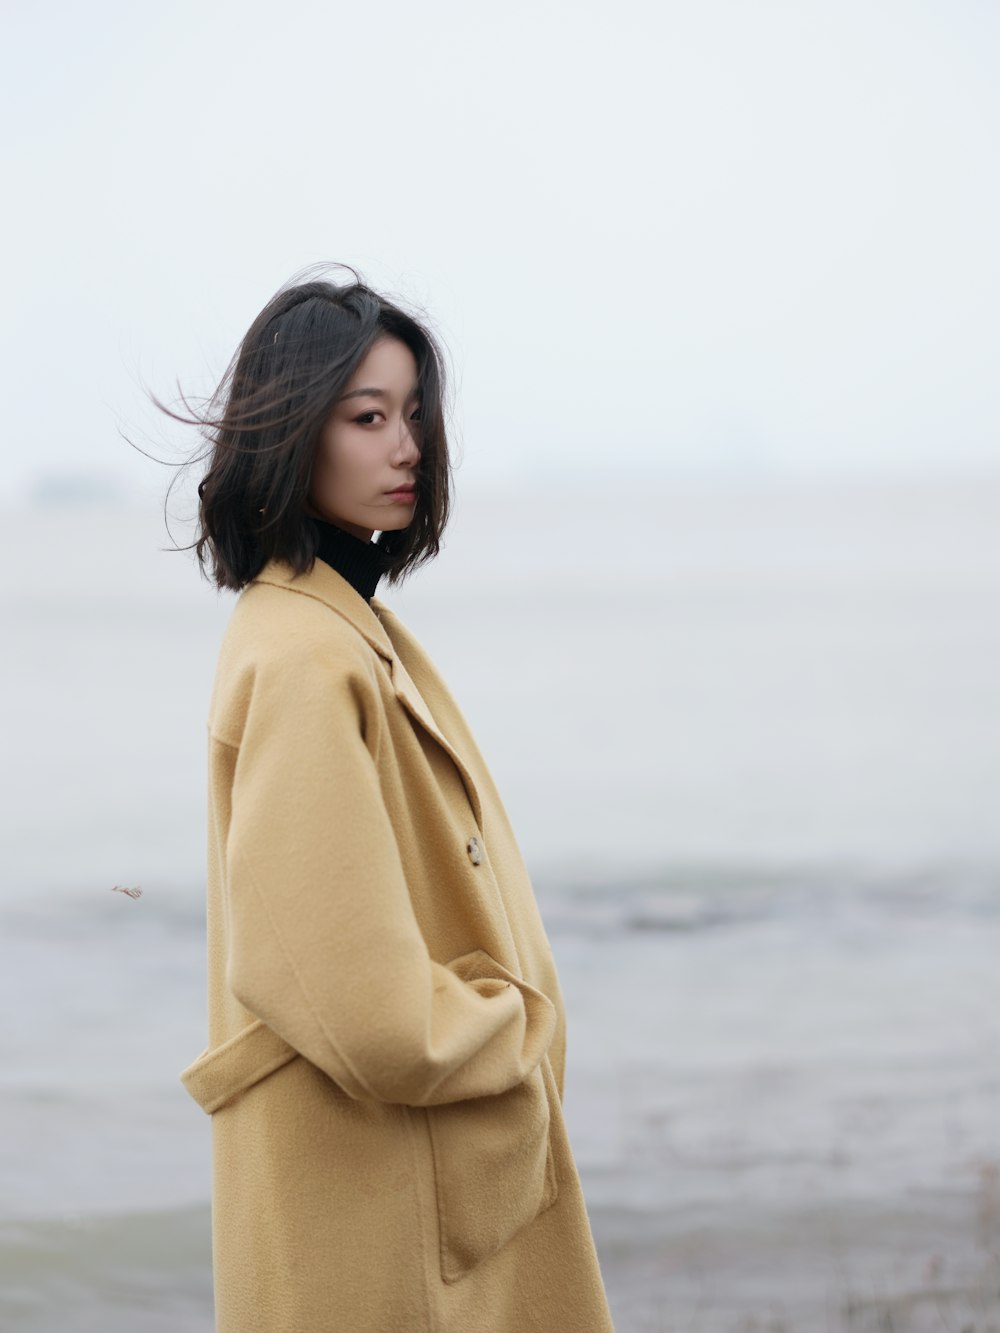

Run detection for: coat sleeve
[[222, 638, 557, 1108]]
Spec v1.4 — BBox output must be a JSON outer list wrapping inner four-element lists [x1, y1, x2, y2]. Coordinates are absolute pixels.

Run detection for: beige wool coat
[[179, 554, 616, 1333]]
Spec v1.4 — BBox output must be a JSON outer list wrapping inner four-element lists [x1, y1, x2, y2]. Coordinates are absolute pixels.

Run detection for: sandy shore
[[2, 1175, 997, 1333], [594, 1179, 1000, 1332]]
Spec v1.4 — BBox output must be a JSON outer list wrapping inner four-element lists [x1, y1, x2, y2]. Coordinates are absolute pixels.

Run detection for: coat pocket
[[424, 962, 560, 1284]]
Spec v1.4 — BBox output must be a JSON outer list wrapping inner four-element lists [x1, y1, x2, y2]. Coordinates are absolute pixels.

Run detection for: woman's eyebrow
[[339, 386, 420, 402]]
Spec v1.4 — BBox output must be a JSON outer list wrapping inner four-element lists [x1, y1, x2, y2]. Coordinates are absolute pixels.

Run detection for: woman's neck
[[308, 514, 390, 604]]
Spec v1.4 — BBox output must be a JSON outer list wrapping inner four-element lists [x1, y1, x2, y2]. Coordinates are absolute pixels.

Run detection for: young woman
[[176, 267, 617, 1332]]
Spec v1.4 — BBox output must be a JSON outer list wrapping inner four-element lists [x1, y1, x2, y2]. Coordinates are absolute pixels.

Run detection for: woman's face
[[306, 335, 422, 542]]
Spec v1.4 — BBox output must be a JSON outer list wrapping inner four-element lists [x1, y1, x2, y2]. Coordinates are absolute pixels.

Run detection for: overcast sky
[[3, 0, 998, 506]]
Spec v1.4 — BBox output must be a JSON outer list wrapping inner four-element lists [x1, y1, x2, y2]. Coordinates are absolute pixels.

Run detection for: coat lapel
[[252, 558, 485, 831], [384, 648, 484, 831]]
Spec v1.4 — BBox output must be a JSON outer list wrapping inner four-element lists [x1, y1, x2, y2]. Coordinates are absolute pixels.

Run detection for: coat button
[[467, 835, 482, 865]]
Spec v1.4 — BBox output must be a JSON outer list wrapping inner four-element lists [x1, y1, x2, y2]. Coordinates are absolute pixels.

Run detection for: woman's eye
[[353, 408, 420, 425]]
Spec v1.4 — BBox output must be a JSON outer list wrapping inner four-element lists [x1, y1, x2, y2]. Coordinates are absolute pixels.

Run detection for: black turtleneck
[[309, 515, 393, 605]]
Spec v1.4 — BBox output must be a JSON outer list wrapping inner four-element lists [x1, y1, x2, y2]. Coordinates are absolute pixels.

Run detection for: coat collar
[[253, 554, 394, 660], [251, 558, 484, 831]]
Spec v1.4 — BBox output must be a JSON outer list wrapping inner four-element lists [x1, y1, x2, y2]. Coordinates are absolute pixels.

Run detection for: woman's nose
[[398, 420, 421, 459]]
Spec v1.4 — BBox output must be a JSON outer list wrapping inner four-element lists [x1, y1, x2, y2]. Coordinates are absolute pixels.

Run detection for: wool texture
[[179, 554, 617, 1333]]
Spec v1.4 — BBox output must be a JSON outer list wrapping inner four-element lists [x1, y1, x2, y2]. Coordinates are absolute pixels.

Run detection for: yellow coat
[[179, 555, 616, 1332]]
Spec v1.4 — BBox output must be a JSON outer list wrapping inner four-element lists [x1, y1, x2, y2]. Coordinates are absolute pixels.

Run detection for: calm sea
[[2, 475, 998, 1330]]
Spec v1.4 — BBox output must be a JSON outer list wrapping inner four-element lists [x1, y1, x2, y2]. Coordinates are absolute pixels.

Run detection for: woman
[[176, 267, 617, 1332]]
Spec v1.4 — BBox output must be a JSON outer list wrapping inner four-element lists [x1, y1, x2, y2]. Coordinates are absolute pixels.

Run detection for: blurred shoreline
[[3, 868, 998, 1331], [3, 1181, 997, 1333]]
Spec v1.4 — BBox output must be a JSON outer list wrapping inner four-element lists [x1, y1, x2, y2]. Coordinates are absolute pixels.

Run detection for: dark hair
[[147, 262, 455, 592]]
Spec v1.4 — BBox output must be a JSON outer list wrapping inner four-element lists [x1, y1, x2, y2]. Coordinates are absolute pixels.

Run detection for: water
[[2, 475, 998, 1329]]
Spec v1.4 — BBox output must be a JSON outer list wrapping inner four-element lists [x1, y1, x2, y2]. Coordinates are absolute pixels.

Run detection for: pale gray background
[[2, 0, 998, 503]]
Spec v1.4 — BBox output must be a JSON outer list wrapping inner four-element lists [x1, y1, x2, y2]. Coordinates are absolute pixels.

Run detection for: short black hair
[[152, 263, 455, 592]]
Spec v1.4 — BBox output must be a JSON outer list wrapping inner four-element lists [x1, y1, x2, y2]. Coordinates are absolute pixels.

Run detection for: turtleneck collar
[[308, 514, 393, 605]]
